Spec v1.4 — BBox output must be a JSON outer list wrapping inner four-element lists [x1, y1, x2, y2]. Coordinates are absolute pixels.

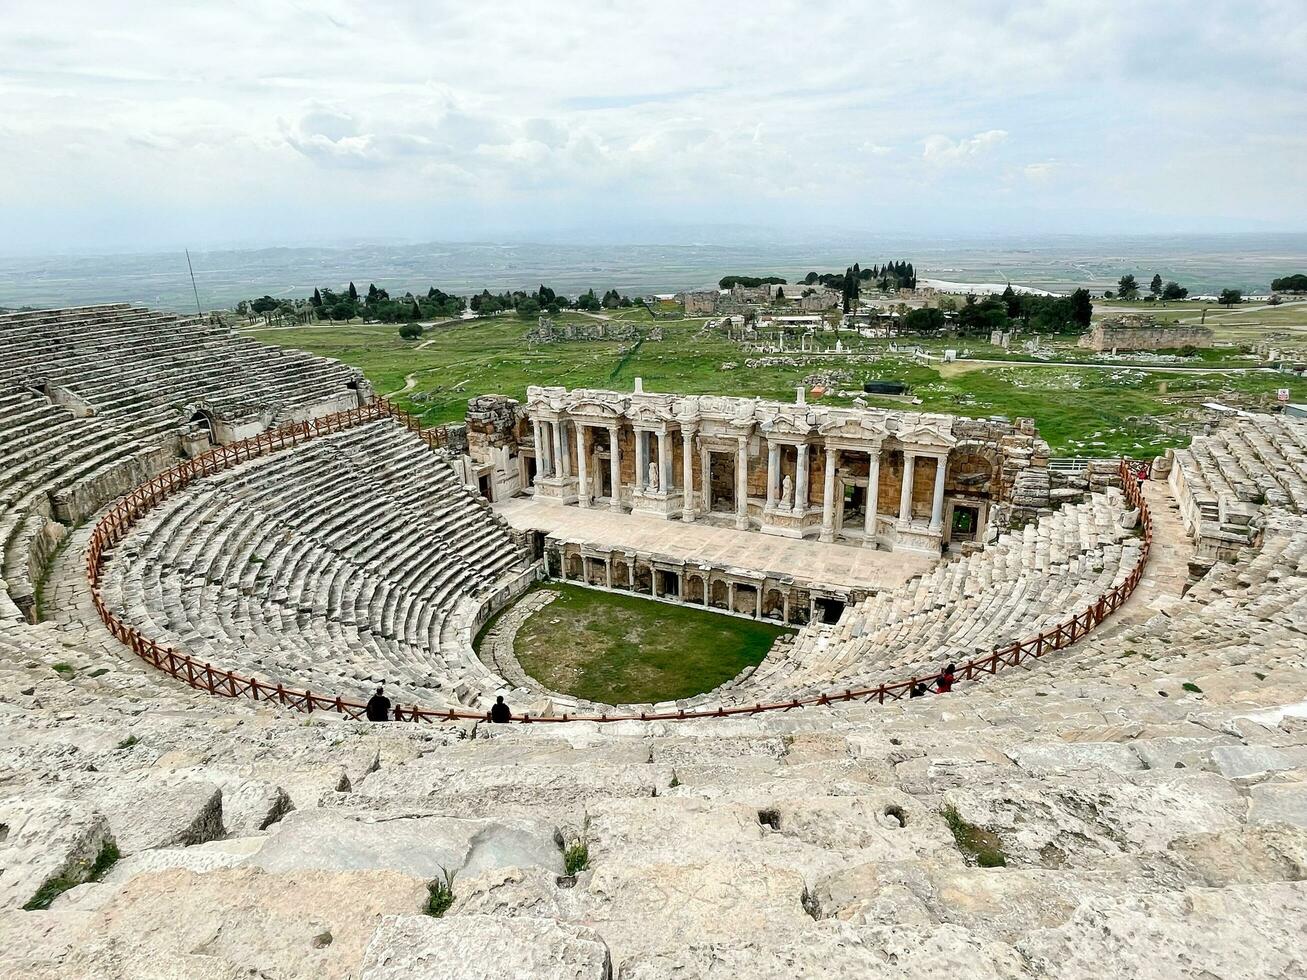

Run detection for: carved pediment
[[760, 408, 815, 437], [525, 384, 569, 412], [818, 410, 889, 441], [568, 394, 626, 418], [894, 415, 956, 449]]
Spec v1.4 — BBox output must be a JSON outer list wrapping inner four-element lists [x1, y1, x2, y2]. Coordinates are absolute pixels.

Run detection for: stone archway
[[685, 574, 705, 604], [709, 578, 729, 609]]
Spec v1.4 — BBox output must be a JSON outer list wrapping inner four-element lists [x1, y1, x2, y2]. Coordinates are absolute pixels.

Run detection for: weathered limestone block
[[0, 797, 112, 911], [621, 920, 1029, 979], [70, 772, 224, 854], [216, 777, 295, 833], [1017, 882, 1307, 979], [251, 809, 565, 877], [358, 913, 612, 980], [1250, 783, 1307, 828], [578, 860, 811, 962], [61, 867, 428, 980], [1168, 825, 1307, 886]]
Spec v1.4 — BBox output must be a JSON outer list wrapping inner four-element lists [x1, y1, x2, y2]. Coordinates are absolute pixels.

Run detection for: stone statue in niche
[[781, 474, 794, 510], [647, 460, 659, 492]]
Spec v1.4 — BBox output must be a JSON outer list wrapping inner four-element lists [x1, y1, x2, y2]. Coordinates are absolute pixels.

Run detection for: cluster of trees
[[1111, 274, 1189, 303], [798, 261, 918, 293], [1272, 274, 1307, 292], [1113, 274, 1253, 308], [242, 280, 640, 334], [301, 282, 465, 323], [717, 275, 787, 289], [899, 286, 1092, 338], [468, 284, 634, 319]]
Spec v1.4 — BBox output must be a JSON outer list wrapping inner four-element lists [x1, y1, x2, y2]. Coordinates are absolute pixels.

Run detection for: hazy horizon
[[3, 232, 1304, 312]]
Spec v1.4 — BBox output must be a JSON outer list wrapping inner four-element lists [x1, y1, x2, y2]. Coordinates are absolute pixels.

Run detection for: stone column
[[682, 430, 696, 521], [728, 581, 736, 613], [608, 425, 622, 512], [866, 448, 881, 545], [657, 430, 671, 495], [899, 451, 916, 522], [604, 555, 613, 588], [766, 439, 779, 510], [532, 419, 548, 478], [735, 436, 749, 529], [560, 422, 571, 478], [820, 446, 838, 543], [699, 444, 711, 512], [754, 585, 762, 620], [551, 421, 564, 481], [782, 592, 790, 624], [634, 430, 647, 491], [795, 443, 809, 516], [930, 454, 947, 529], [575, 423, 590, 507]]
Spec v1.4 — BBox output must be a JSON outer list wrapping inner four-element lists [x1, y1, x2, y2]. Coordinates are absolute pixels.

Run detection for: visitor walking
[[935, 663, 957, 694], [365, 686, 391, 722], [490, 695, 512, 723]]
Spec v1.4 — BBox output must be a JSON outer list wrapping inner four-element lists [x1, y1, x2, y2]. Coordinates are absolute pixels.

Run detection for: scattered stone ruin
[[527, 316, 639, 344], [1079, 314, 1214, 352], [2, 305, 1305, 977]]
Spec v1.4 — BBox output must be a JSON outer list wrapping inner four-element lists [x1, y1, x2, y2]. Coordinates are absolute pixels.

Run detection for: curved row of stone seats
[[0, 386, 174, 623], [715, 491, 1138, 703], [1170, 413, 1307, 559], [98, 421, 533, 710], [0, 304, 365, 439], [0, 304, 372, 622]]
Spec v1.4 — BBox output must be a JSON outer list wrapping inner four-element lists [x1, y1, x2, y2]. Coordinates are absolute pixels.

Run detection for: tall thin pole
[[185, 249, 203, 317]]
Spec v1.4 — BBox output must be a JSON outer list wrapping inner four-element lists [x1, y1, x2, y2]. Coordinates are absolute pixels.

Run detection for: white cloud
[[1022, 161, 1060, 180], [922, 130, 1009, 163], [0, 0, 1302, 249]]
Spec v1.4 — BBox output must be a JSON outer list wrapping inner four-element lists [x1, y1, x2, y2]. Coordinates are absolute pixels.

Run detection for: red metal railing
[[86, 407, 1151, 724]]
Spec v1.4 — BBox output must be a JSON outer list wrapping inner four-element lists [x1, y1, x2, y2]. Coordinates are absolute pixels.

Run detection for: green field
[[246, 313, 1307, 457], [499, 583, 789, 705]]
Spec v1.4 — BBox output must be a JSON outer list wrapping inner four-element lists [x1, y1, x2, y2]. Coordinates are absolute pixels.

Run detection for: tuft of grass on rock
[[1182, 682, 1203, 694], [116, 735, 139, 750], [424, 868, 456, 917], [23, 840, 120, 910], [51, 663, 75, 678], [942, 805, 1007, 868], [563, 816, 591, 875]]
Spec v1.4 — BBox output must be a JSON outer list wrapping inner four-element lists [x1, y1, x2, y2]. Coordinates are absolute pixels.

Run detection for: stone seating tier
[[99, 421, 533, 710], [0, 304, 371, 618]]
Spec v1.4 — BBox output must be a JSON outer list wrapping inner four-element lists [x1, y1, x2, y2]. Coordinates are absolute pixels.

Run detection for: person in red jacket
[[935, 663, 957, 694]]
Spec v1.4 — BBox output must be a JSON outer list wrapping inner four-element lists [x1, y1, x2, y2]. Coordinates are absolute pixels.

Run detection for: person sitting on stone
[[909, 682, 929, 698], [934, 663, 957, 694], [365, 686, 391, 722], [490, 695, 512, 724]]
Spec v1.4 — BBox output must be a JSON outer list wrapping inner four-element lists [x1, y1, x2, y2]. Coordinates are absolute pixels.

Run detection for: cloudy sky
[[2, 0, 1304, 252]]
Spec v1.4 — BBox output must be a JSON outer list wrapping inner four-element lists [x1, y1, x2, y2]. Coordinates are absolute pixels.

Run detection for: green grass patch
[[116, 735, 139, 750], [942, 805, 1007, 868], [23, 840, 120, 910], [563, 817, 591, 875], [498, 582, 790, 705], [51, 662, 74, 678], [423, 869, 456, 917], [1181, 682, 1203, 694]]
